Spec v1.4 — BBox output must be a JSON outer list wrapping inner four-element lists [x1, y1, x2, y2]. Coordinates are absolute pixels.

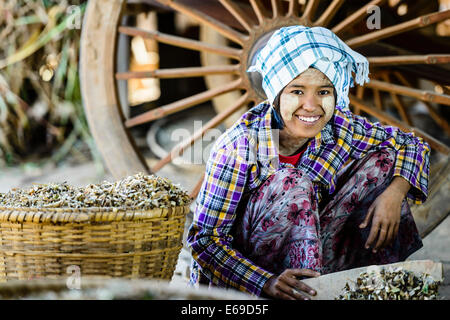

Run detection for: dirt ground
[[0, 160, 448, 299]]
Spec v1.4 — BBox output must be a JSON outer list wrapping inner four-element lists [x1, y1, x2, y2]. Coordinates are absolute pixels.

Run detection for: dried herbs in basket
[[336, 267, 441, 300], [0, 173, 191, 209]]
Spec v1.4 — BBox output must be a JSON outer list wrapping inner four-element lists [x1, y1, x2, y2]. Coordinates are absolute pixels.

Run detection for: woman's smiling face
[[279, 68, 335, 140]]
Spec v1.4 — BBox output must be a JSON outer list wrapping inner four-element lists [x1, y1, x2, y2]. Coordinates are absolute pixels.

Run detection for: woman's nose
[[302, 94, 319, 112]]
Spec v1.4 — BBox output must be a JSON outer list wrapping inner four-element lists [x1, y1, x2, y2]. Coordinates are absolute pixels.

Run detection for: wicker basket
[[0, 205, 189, 282]]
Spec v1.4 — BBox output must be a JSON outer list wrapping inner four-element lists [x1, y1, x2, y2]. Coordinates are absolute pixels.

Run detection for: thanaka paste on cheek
[[280, 94, 300, 121], [322, 96, 335, 120]]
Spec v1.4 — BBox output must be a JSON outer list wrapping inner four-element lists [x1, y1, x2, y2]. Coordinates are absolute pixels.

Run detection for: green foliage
[[0, 0, 102, 170]]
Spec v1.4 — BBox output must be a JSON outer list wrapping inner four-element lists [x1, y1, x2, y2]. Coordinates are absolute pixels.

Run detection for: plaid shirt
[[187, 102, 430, 296]]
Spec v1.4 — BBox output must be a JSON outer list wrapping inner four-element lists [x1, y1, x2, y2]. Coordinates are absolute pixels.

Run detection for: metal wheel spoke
[[302, 0, 320, 21], [249, 0, 270, 25], [365, 79, 450, 106], [368, 54, 450, 66], [151, 92, 250, 173], [115, 65, 239, 80], [346, 9, 450, 48], [218, 0, 254, 33], [118, 26, 241, 59], [332, 0, 387, 35], [125, 78, 243, 128], [314, 0, 345, 26], [161, 0, 248, 46], [349, 95, 450, 155]]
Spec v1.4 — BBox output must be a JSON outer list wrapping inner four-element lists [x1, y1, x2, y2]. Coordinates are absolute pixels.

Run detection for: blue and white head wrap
[[247, 25, 370, 111]]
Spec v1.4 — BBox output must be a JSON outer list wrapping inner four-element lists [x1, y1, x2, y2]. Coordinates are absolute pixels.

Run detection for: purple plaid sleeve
[[187, 134, 274, 296], [350, 113, 430, 204]]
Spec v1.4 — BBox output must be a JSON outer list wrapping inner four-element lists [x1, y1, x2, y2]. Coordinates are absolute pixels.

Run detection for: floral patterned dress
[[232, 149, 423, 276]]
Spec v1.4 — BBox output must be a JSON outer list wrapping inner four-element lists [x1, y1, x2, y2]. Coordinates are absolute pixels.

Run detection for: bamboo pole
[[332, 0, 387, 35], [118, 26, 241, 59], [314, 0, 345, 27], [125, 78, 243, 128], [115, 65, 239, 80], [219, 0, 253, 33], [368, 54, 450, 66], [151, 92, 249, 172], [346, 10, 450, 48]]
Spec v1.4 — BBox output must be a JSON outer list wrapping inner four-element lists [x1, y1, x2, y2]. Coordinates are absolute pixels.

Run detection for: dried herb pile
[[336, 267, 441, 300], [0, 173, 191, 209]]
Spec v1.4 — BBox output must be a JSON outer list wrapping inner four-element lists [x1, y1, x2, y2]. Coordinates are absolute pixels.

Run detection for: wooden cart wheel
[[80, 0, 450, 237]]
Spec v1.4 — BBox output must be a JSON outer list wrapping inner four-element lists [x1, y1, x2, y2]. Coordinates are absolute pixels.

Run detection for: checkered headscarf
[[247, 25, 370, 111]]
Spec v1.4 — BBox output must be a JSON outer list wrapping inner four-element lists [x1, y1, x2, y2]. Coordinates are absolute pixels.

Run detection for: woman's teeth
[[296, 115, 320, 123]]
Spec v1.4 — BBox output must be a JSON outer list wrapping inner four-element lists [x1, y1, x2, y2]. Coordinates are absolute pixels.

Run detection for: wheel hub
[[239, 14, 312, 104]]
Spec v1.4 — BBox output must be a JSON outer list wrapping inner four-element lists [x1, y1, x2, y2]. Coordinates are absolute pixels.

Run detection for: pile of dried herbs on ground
[[336, 267, 441, 300], [0, 173, 191, 209]]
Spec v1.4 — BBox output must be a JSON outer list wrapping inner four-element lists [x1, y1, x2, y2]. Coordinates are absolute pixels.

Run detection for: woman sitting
[[187, 25, 430, 300]]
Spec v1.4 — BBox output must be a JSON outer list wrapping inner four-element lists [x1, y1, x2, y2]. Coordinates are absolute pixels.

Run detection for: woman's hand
[[359, 176, 411, 253], [262, 269, 320, 300]]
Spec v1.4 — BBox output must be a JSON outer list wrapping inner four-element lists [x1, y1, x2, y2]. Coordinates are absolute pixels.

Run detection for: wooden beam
[[151, 92, 249, 172], [162, 0, 248, 45], [368, 54, 450, 66], [314, 0, 345, 27], [118, 26, 241, 59], [346, 9, 450, 48], [302, 0, 320, 20], [332, 0, 387, 35], [249, 0, 269, 25], [365, 79, 450, 106], [219, 0, 253, 33], [115, 65, 239, 80], [189, 173, 205, 199], [125, 78, 242, 127]]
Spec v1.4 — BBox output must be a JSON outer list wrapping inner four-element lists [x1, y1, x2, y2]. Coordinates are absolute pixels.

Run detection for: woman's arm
[[347, 111, 431, 251], [187, 141, 274, 296], [350, 112, 431, 204]]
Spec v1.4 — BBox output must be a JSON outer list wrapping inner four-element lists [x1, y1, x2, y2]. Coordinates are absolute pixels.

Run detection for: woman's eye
[[318, 90, 331, 95], [291, 90, 303, 95]]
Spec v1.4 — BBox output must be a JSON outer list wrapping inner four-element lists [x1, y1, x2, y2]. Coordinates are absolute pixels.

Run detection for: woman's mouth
[[296, 115, 321, 124]]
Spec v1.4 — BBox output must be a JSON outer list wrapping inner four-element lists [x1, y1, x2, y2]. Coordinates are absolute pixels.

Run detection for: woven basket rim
[[0, 204, 190, 223]]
